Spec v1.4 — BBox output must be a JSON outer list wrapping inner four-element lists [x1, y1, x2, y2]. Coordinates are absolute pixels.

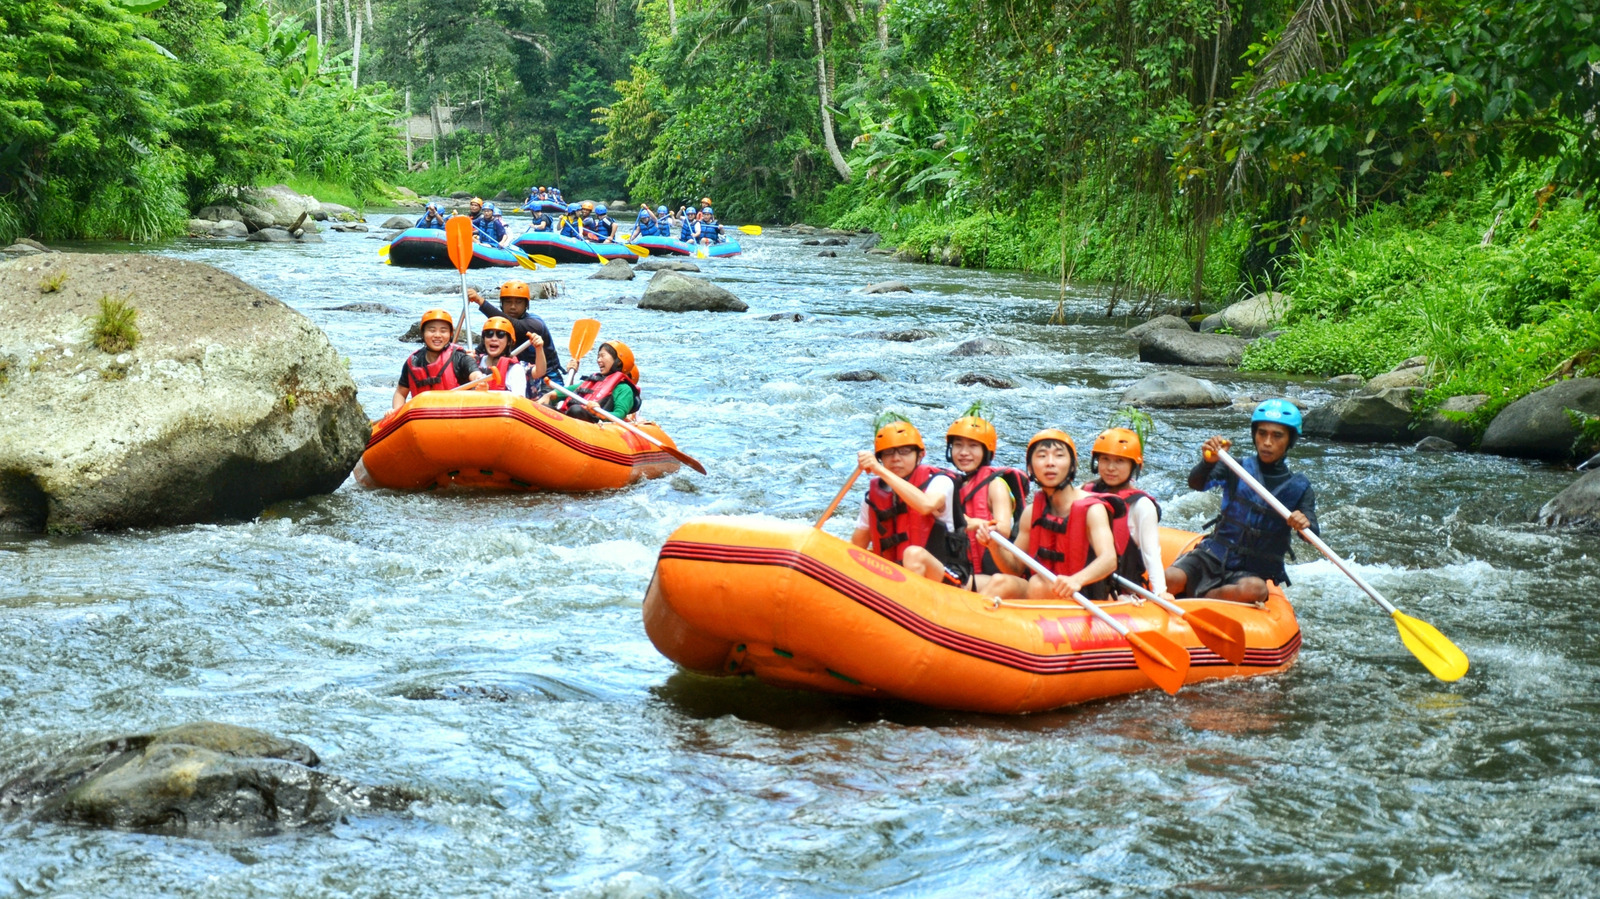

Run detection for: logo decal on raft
[[1036, 614, 1133, 652], [847, 548, 907, 583]]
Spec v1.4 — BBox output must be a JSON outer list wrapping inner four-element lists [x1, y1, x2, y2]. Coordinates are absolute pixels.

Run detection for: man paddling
[[1166, 399, 1319, 604]]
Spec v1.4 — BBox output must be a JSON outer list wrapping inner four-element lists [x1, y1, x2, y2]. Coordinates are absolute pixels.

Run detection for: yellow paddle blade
[[517, 255, 540, 271], [378, 244, 390, 255], [626, 244, 650, 257], [737, 224, 763, 235], [1393, 611, 1469, 682], [695, 247, 709, 259], [531, 255, 557, 268]]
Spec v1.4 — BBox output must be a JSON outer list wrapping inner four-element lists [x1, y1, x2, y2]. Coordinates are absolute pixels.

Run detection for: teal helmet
[[1251, 398, 1303, 435]]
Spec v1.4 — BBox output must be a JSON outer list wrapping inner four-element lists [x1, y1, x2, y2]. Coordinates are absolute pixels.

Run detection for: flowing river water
[[3, 217, 1598, 897]]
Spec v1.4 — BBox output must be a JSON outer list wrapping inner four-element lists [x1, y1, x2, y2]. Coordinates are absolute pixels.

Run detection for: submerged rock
[[0, 722, 411, 835], [1481, 378, 1600, 460], [1414, 436, 1459, 452], [1137, 329, 1249, 367], [950, 338, 1013, 357], [329, 303, 401, 314], [1120, 372, 1231, 408], [855, 328, 937, 342], [0, 254, 367, 533], [638, 270, 747, 312], [862, 280, 912, 294], [763, 313, 805, 322], [636, 259, 700, 273], [1538, 470, 1600, 529], [955, 372, 1016, 389], [832, 370, 888, 382]]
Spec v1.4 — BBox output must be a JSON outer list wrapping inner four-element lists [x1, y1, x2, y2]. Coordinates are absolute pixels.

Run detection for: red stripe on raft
[[368, 403, 675, 469], [658, 540, 1301, 675]]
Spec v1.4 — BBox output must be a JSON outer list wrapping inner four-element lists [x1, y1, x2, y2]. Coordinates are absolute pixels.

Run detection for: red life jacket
[[1029, 490, 1124, 599], [405, 346, 465, 396], [955, 466, 1029, 573], [562, 370, 641, 416], [1083, 481, 1162, 590], [866, 464, 957, 565], [478, 354, 516, 391]]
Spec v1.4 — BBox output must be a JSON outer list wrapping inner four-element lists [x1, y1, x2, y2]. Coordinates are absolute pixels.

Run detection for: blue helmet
[[703, 207, 714, 216], [567, 203, 581, 213], [1251, 398, 1303, 435], [483, 202, 497, 213], [657, 206, 668, 214]]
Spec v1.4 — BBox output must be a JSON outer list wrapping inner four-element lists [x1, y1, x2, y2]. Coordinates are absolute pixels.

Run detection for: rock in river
[[950, 338, 1013, 357], [638, 270, 747, 312], [955, 372, 1016, 389], [588, 259, 636, 281], [862, 280, 912, 294], [1199, 291, 1289, 337], [1302, 388, 1417, 442], [380, 215, 415, 230], [0, 254, 367, 533], [0, 722, 410, 835], [636, 258, 700, 273], [1538, 470, 1600, 529], [1480, 378, 1600, 461], [832, 370, 887, 382], [1120, 372, 1231, 408], [855, 328, 937, 342], [1137, 329, 1249, 367], [1124, 315, 1191, 340]]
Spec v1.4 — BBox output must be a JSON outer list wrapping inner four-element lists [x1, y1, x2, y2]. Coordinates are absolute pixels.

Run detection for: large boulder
[[1415, 393, 1488, 447], [380, 215, 415, 230], [1124, 315, 1192, 340], [211, 220, 249, 239], [1303, 388, 1417, 442], [1199, 291, 1289, 337], [1480, 378, 1600, 460], [637, 270, 747, 312], [0, 254, 368, 533], [1120, 372, 1231, 408], [0, 722, 409, 834], [636, 258, 700, 273], [1366, 355, 1429, 391], [1138, 329, 1249, 367], [588, 259, 636, 281], [1538, 470, 1600, 529], [238, 184, 322, 230], [196, 205, 243, 223]]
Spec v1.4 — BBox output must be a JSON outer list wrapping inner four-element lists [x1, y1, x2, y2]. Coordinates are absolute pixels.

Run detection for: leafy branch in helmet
[[1104, 406, 1154, 450], [872, 410, 913, 433]]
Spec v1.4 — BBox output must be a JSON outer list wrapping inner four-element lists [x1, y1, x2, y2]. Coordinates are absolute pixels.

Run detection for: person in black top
[[468, 281, 565, 392], [392, 309, 481, 410]]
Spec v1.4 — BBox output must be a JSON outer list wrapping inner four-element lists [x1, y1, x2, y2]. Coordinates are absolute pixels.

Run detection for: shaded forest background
[[3, 0, 1597, 429]]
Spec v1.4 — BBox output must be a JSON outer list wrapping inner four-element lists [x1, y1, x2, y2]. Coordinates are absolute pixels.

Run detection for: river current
[[2, 218, 1597, 897]]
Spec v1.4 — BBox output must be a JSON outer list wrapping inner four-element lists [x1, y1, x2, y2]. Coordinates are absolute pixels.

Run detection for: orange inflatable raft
[[358, 389, 681, 491], [644, 518, 1300, 712]]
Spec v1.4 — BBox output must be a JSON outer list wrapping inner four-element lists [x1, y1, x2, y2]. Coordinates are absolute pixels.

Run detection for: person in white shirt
[[1083, 428, 1172, 601]]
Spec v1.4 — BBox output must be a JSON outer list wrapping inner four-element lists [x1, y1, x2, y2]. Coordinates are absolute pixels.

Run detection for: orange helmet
[[499, 280, 531, 301], [946, 415, 998, 455], [1091, 428, 1143, 467], [874, 420, 925, 456], [481, 317, 515, 340], [419, 308, 454, 329], [601, 341, 638, 381], [1025, 429, 1078, 485]]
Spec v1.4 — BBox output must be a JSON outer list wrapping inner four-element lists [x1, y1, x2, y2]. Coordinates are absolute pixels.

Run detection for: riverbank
[[821, 166, 1600, 451]]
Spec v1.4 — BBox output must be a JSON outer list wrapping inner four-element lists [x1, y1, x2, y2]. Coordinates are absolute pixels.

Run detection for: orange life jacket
[[1083, 482, 1161, 590], [1029, 490, 1123, 599], [405, 346, 465, 396], [866, 464, 956, 565], [955, 465, 1029, 574]]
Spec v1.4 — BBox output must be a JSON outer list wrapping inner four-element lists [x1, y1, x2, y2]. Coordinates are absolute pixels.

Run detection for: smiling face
[[949, 436, 987, 474], [877, 445, 922, 479], [482, 330, 509, 358], [1029, 441, 1074, 489], [1095, 453, 1135, 489], [1253, 422, 1294, 464], [421, 320, 453, 352], [596, 346, 618, 375]]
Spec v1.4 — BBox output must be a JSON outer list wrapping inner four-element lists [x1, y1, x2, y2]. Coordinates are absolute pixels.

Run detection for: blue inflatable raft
[[386, 228, 522, 269]]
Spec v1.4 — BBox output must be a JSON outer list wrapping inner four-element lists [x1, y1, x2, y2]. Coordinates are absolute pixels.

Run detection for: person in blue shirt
[[1165, 399, 1318, 604], [634, 204, 659, 237], [558, 204, 585, 238], [688, 207, 722, 244], [524, 209, 553, 233], [477, 202, 508, 244], [591, 207, 616, 242], [415, 202, 447, 230], [550, 187, 564, 205], [679, 208, 700, 243]]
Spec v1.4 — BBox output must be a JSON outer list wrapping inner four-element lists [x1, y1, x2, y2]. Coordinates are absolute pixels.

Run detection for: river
[[2, 218, 1597, 897]]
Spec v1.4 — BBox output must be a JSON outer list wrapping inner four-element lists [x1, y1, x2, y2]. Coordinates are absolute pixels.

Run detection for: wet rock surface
[[955, 372, 1016, 389], [1303, 388, 1418, 443], [1137, 329, 1249, 367], [638, 271, 747, 312], [950, 338, 1014, 357], [1539, 470, 1600, 529], [862, 281, 912, 294], [1120, 372, 1231, 408], [1481, 378, 1600, 460]]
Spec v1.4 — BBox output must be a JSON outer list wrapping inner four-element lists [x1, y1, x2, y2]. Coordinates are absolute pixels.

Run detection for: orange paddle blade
[[1185, 608, 1248, 667], [1125, 629, 1191, 695], [445, 216, 474, 274]]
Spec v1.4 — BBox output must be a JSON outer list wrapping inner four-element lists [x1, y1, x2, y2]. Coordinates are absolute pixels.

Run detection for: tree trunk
[[812, 0, 851, 181], [315, 0, 323, 55], [342, 0, 352, 45], [365, 0, 373, 26], [877, 0, 888, 48], [351, 16, 362, 86], [667, 0, 677, 35]]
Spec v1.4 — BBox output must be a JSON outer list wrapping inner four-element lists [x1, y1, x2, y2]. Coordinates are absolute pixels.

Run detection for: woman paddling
[[1083, 427, 1172, 602], [473, 316, 545, 398], [944, 403, 1028, 594]]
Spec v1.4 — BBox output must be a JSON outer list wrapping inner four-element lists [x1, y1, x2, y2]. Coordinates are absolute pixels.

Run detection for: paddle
[[473, 224, 554, 271], [566, 318, 601, 380], [445, 216, 475, 345], [1112, 574, 1247, 667], [735, 224, 762, 235], [448, 338, 537, 391], [987, 533, 1191, 695], [1214, 448, 1469, 682], [542, 378, 706, 475], [814, 467, 864, 529]]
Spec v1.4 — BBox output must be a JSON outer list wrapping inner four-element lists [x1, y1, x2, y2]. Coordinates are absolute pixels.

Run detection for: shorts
[[1171, 548, 1258, 597]]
